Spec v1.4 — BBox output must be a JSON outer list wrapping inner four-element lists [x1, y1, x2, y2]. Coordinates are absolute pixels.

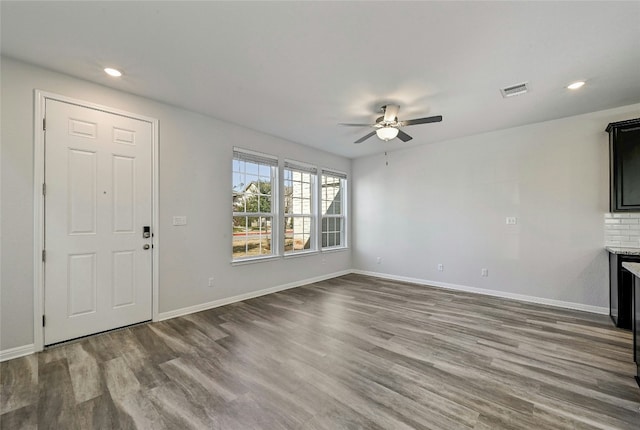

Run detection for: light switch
[[506, 217, 517, 225], [173, 216, 187, 226]]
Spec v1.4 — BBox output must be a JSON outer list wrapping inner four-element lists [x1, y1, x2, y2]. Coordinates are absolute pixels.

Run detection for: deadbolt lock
[[143, 226, 151, 238]]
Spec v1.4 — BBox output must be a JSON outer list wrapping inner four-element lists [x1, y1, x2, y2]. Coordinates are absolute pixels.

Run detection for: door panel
[[112, 250, 136, 308], [68, 149, 97, 234], [112, 155, 135, 233], [44, 99, 153, 345], [68, 253, 97, 316]]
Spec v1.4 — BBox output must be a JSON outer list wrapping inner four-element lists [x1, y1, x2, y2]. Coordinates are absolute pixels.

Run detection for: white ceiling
[[2, 1, 639, 158]]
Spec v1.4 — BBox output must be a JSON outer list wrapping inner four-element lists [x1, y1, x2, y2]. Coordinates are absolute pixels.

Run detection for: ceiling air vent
[[500, 82, 529, 98]]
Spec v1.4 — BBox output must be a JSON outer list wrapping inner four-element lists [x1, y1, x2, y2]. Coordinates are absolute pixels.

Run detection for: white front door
[[44, 99, 153, 345]]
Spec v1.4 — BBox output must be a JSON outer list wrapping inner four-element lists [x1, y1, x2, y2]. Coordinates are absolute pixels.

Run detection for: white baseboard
[[352, 269, 609, 315], [157, 269, 352, 321], [0, 344, 36, 362]]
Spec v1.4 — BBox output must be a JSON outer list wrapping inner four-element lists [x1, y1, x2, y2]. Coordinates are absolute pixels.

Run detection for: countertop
[[605, 246, 640, 255], [622, 262, 640, 278]]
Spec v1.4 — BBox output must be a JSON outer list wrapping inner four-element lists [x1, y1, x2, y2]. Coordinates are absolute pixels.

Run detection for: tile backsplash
[[605, 213, 640, 248]]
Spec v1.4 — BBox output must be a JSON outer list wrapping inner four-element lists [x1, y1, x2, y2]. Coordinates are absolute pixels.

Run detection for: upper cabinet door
[[608, 118, 640, 212]]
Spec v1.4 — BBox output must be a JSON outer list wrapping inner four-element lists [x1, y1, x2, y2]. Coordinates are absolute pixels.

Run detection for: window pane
[[232, 172, 244, 192], [258, 179, 271, 196], [232, 237, 248, 259], [333, 201, 341, 215], [242, 216, 269, 257], [245, 163, 259, 175], [259, 164, 271, 177], [258, 195, 271, 213], [244, 192, 258, 212], [284, 218, 294, 252], [232, 193, 245, 212], [285, 216, 312, 253], [246, 175, 259, 189], [232, 216, 248, 259]]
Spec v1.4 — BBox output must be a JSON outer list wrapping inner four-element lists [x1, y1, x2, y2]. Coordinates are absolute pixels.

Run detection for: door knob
[[143, 244, 150, 250]]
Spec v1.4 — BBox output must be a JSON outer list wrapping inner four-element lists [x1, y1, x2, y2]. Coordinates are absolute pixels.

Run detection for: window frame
[[232, 148, 279, 262], [320, 170, 348, 251], [283, 160, 318, 256]]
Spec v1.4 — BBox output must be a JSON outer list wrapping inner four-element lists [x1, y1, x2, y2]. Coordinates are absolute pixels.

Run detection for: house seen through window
[[284, 161, 316, 254], [232, 150, 277, 260], [321, 171, 346, 248]]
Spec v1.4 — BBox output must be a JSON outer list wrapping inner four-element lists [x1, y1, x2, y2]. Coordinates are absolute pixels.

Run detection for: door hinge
[[43, 118, 46, 131], [42, 315, 46, 327], [42, 249, 46, 262], [42, 183, 46, 196]]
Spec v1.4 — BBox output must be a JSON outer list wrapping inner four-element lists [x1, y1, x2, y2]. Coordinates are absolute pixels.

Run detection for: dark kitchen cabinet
[[633, 273, 640, 388], [610, 253, 640, 329], [607, 118, 640, 212], [634, 274, 640, 387]]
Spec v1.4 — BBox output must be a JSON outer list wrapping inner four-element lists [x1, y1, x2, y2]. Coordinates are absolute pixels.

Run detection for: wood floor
[[2, 274, 640, 429]]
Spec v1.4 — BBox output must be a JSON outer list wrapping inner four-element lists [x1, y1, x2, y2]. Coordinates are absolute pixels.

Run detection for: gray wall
[[0, 57, 351, 351], [352, 103, 640, 310]]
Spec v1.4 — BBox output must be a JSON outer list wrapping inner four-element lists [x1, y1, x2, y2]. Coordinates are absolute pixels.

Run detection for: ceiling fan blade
[[397, 130, 413, 142], [339, 123, 374, 127], [383, 104, 400, 122], [354, 131, 377, 144], [400, 115, 443, 126]]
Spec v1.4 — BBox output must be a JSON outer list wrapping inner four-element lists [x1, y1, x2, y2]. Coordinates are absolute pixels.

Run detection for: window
[[232, 149, 278, 260], [284, 161, 316, 254], [321, 170, 347, 249]]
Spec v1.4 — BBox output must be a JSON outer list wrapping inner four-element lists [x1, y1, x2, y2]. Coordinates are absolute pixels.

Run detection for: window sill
[[231, 255, 280, 266], [321, 246, 349, 254], [284, 250, 319, 259]]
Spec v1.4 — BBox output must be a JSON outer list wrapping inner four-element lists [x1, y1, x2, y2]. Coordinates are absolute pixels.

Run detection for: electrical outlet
[[437, 264, 444, 272], [208, 277, 214, 287], [376, 257, 382, 264], [506, 217, 517, 225], [173, 215, 187, 226], [481, 268, 489, 277]]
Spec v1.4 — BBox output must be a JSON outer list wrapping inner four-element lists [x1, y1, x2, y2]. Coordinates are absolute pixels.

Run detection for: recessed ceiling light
[[104, 67, 122, 77], [567, 81, 585, 90]]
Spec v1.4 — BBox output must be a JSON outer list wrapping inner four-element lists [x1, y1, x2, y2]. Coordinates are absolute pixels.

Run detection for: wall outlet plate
[[173, 215, 187, 226]]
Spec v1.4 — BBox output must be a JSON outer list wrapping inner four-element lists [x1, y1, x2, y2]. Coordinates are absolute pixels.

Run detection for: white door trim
[[33, 90, 160, 351]]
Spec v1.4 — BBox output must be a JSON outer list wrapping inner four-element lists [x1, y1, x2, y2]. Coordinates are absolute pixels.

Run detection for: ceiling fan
[[340, 104, 442, 144]]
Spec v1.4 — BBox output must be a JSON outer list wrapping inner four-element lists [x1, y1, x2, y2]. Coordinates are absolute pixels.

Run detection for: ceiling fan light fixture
[[376, 126, 399, 141]]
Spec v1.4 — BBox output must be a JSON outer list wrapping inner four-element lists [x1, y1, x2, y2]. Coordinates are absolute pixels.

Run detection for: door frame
[[33, 90, 160, 351]]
